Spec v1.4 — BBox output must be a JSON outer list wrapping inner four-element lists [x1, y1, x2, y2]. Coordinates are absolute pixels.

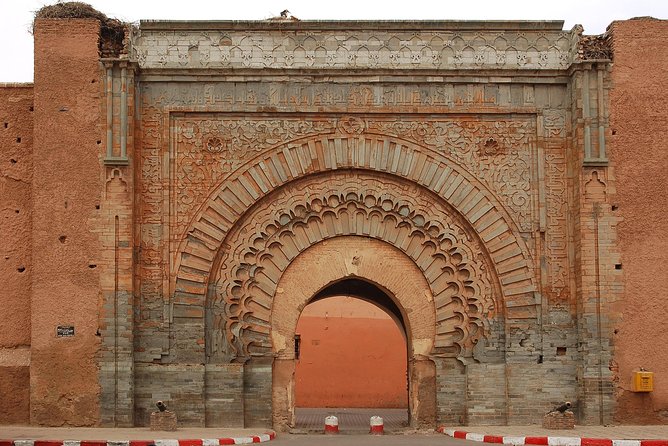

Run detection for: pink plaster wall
[[31, 18, 103, 426], [0, 84, 33, 424], [609, 18, 668, 424], [295, 297, 408, 408]]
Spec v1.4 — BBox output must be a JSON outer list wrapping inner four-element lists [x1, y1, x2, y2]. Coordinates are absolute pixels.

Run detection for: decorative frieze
[[131, 22, 575, 71], [173, 115, 535, 237]]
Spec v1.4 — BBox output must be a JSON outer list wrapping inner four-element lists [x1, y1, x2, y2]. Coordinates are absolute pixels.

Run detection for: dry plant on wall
[[33, 1, 128, 57]]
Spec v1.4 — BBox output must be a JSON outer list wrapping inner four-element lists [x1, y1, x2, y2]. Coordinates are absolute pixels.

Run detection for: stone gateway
[[1, 6, 667, 428]]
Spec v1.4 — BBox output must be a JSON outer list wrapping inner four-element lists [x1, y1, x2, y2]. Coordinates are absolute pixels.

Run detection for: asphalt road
[[272, 433, 477, 445]]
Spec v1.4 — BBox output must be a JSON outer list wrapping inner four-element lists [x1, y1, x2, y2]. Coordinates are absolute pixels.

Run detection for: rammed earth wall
[[609, 18, 668, 424], [0, 83, 33, 425]]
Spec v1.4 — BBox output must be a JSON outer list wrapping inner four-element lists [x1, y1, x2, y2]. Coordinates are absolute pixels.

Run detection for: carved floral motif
[[206, 173, 496, 362], [174, 117, 337, 235], [367, 119, 533, 230], [137, 102, 168, 354], [174, 116, 534, 237]]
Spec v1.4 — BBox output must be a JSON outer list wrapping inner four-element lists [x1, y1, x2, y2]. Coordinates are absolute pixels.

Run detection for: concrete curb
[[437, 427, 668, 446], [0, 433, 276, 446]]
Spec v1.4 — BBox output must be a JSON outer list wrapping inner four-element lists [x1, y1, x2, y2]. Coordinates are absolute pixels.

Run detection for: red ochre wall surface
[[0, 83, 33, 424], [30, 18, 103, 425], [295, 296, 408, 408], [609, 18, 668, 424]]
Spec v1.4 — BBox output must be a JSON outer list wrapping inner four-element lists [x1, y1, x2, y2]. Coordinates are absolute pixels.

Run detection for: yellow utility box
[[632, 370, 654, 392]]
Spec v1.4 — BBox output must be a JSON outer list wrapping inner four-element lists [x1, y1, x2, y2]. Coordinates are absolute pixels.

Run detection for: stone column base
[[542, 411, 575, 429], [150, 410, 177, 431]]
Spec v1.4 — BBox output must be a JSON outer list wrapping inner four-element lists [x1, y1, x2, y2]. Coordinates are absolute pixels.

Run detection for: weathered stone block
[[150, 410, 177, 431], [542, 411, 575, 429]]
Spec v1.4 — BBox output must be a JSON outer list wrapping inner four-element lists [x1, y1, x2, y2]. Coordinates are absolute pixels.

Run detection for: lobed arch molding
[[172, 133, 538, 362], [207, 171, 495, 361]]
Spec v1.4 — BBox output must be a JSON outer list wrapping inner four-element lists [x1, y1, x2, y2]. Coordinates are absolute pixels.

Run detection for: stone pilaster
[[98, 58, 136, 427], [569, 61, 618, 424]]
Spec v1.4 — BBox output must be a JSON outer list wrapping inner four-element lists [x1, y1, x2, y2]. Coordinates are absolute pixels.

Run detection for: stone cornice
[[138, 19, 565, 31], [130, 20, 578, 71]]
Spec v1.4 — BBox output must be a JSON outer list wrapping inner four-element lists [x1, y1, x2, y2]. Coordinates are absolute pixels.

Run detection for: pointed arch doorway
[[271, 236, 438, 431], [294, 279, 409, 429]]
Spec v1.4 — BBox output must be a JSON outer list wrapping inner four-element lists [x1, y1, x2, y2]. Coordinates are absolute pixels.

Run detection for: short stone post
[[542, 411, 575, 429], [542, 401, 575, 429], [370, 416, 384, 435], [150, 410, 177, 431], [324, 415, 339, 434], [150, 400, 177, 431]]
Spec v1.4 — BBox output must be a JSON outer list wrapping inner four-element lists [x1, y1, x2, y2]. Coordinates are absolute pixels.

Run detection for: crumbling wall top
[[34, 2, 129, 58]]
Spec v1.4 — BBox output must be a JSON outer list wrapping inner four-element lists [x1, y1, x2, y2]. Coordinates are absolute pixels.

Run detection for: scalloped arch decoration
[[207, 173, 495, 361], [173, 134, 538, 355]]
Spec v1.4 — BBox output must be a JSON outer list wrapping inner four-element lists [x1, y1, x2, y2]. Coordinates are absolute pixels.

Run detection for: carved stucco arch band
[[270, 236, 437, 429], [175, 134, 537, 340], [206, 172, 495, 360]]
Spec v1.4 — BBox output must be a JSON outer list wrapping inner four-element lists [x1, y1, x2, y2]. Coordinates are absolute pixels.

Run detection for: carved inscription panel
[[143, 81, 550, 110]]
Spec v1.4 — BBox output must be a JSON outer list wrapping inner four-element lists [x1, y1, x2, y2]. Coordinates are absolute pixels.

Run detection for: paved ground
[[274, 432, 470, 445], [3, 416, 668, 445], [449, 425, 668, 440], [294, 408, 408, 432], [0, 427, 269, 440]]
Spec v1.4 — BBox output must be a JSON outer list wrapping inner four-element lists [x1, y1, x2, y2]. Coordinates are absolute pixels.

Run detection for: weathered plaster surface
[[609, 18, 668, 424], [0, 84, 33, 424], [31, 18, 103, 426]]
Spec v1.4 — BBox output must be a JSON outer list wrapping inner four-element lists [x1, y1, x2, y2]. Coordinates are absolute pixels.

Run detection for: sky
[[1, 0, 666, 82]]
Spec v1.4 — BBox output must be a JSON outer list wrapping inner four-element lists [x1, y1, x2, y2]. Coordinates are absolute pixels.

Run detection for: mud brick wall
[[0, 84, 33, 424], [31, 18, 103, 425], [609, 18, 668, 424]]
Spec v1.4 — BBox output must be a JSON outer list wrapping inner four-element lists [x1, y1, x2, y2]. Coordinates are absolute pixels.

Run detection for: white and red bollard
[[324, 415, 339, 434], [370, 416, 384, 435]]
